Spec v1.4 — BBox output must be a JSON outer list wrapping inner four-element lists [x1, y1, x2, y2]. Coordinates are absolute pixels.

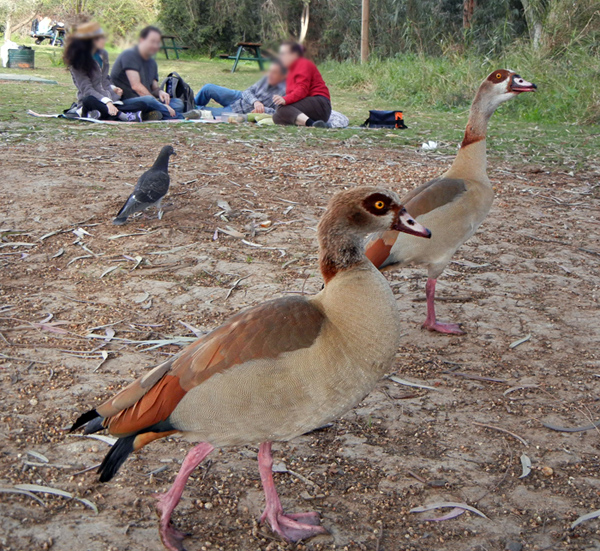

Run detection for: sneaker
[[183, 109, 201, 120], [312, 120, 330, 128], [125, 111, 143, 123], [143, 110, 163, 121], [87, 109, 101, 120]]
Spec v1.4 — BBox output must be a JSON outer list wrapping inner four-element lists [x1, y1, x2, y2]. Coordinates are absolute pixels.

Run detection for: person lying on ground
[[273, 41, 331, 128], [110, 26, 184, 120], [192, 62, 286, 117], [63, 21, 149, 122]]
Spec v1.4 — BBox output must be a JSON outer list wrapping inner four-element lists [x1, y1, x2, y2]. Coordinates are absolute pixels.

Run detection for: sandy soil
[[1, 129, 599, 551]]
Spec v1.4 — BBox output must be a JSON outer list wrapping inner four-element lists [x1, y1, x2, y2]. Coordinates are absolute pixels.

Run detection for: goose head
[[320, 187, 431, 240], [318, 187, 430, 282], [477, 69, 537, 112]]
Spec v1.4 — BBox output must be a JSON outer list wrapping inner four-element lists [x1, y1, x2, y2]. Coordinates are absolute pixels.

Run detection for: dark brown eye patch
[[487, 69, 510, 83], [362, 193, 392, 215]]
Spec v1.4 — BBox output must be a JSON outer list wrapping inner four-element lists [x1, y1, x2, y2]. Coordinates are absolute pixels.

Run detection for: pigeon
[[113, 145, 176, 225]]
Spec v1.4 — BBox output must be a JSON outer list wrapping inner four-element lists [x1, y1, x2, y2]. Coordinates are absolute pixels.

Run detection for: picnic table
[[160, 35, 189, 60], [219, 42, 267, 73]]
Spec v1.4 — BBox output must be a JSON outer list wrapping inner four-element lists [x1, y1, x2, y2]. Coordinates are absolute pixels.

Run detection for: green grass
[[0, 40, 598, 171]]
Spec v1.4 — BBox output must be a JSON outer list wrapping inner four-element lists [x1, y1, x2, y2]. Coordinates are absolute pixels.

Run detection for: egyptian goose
[[365, 70, 536, 334], [70, 187, 431, 550]]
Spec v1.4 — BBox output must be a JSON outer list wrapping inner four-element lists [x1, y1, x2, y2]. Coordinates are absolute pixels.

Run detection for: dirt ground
[[1, 126, 599, 551]]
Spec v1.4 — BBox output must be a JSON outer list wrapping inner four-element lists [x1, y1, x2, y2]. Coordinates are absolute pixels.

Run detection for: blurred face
[[93, 36, 106, 51], [139, 30, 162, 58], [267, 63, 286, 85], [278, 44, 299, 69]]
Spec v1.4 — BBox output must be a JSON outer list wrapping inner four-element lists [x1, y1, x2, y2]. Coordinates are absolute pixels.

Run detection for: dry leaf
[[519, 453, 532, 478]]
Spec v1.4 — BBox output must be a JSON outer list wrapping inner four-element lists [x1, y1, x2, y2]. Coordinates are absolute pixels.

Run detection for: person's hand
[[113, 86, 123, 97], [166, 104, 176, 118], [273, 95, 286, 106], [107, 102, 119, 116], [158, 89, 171, 105], [253, 101, 265, 113]]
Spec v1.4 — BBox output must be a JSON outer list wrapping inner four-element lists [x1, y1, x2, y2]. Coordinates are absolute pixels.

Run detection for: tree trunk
[[361, 0, 369, 63], [521, 0, 544, 49], [11, 13, 37, 36], [463, 0, 476, 29], [4, 13, 11, 42], [299, 2, 309, 44]]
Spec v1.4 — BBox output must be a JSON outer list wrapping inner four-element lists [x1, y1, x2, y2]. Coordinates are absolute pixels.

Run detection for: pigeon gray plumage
[[113, 145, 176, 225]]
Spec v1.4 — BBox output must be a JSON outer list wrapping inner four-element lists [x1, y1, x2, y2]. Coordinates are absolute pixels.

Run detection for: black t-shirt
[[110, 46, 159, 100]]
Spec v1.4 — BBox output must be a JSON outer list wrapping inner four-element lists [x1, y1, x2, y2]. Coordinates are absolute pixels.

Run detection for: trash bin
[[8, 48, 35, 69]]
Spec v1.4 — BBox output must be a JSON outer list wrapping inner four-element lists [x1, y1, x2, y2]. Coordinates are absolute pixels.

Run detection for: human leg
[[273, 104, 303, 125], [194, 84, 242, 108], [81, 96, 111, 119], [122, 95, 181, 120], [274, 96, 332, 127]]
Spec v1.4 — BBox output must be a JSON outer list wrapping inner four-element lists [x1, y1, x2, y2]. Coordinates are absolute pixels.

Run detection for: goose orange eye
[[374, 201, 385, 209], [496, 73, 502, 79]]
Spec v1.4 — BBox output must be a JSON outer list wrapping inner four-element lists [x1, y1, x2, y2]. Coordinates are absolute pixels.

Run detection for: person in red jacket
[[273, 41, 331, 128]]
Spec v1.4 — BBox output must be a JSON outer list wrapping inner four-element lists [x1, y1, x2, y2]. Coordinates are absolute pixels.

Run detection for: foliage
[[0, 0, 159, 40]]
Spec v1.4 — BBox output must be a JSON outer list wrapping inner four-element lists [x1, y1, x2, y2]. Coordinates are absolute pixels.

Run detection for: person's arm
[[242, 78, 263, 108], [71, 67, 113, 105], [125, 69, 153, 97], [152, 79, 173, 109]]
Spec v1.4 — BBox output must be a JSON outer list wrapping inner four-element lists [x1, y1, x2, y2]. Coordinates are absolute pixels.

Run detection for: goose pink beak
[[392, 208, 431, 238], [511, 74, 537, 93]]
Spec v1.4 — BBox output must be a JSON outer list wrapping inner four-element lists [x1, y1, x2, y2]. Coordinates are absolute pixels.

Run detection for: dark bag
[[161, 72, 195, 112], [362, 110, 406, 129]]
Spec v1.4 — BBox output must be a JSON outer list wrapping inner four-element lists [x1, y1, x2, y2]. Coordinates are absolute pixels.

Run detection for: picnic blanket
[[28, 108, 350, 127], [27, 110, 218, 124]]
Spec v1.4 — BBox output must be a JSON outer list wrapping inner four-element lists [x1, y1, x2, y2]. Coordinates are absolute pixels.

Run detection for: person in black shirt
[[111, 26, 184, 120]]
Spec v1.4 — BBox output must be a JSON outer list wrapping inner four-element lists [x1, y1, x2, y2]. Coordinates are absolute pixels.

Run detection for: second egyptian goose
[[365, 70, 536, 334], [70, 187, 431, 550]]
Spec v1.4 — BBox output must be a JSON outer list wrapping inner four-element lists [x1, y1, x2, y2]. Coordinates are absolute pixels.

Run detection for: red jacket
[[283, 57, 330, 105]]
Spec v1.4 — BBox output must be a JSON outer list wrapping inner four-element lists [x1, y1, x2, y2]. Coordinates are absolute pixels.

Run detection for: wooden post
[[361, 0, 369, 63]]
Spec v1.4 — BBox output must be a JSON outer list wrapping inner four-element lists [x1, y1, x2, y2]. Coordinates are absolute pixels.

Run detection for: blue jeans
[[195, 84, 242, 113], [122, 95, 184, 120]]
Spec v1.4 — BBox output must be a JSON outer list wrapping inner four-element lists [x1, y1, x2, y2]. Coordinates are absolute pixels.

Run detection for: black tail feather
[[98, 435, 136, 482], [83, 417, 105, 434], [70, 409, 100, 432]]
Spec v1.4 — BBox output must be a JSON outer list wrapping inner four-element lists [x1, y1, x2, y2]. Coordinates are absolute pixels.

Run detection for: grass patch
[[0, 40, 597, 172]]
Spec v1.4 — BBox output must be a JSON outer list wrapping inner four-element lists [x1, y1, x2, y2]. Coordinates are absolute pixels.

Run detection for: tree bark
[[4, 13, 11, 42], [11, 12, 37, 36], [463, 0, 476, 29], [361, 0, 369, 63], [521, 0, 544, 49], [299, 2, 309, 44]]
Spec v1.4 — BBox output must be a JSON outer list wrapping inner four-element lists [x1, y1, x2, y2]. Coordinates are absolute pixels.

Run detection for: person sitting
[[193, 62, 286, 117], [64, 21, 149, 122], [273, 41, 331, 128], [110, 26, 184, 120]]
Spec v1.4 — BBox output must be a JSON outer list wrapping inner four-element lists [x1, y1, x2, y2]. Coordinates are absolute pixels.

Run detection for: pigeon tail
[[114, 194, 146, 223]]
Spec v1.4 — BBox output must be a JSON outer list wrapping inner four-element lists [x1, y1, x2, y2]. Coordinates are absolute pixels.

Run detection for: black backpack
[[362, 110, 407, 129], [161, 72, 195, 112]]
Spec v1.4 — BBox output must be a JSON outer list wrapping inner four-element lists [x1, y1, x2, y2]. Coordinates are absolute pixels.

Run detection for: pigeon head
[[160, 145, 176, 157]]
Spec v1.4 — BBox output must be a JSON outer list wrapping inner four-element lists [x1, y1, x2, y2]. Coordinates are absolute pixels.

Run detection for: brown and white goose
[[70, 187, 431, 550], [365, 70, 536, 334]]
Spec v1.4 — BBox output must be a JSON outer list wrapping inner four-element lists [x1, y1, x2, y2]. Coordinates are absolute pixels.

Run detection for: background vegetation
[[0, 0, 599, 125]]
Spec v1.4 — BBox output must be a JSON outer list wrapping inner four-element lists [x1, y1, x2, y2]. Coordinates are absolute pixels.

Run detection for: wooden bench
[[221, 42, 267, 73], [160, 35, 189, 60]]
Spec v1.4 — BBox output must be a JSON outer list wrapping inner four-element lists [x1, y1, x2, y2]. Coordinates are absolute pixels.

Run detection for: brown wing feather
[[403, 178, 467, 218], [98, 296, 325, 437], [365, 178, 467, 268]]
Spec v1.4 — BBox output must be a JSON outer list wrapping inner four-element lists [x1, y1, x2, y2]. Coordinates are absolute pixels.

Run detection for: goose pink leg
[[258, 442, 328, 542], [422, 278, 465, 335], [155, 442, 215, 551]]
